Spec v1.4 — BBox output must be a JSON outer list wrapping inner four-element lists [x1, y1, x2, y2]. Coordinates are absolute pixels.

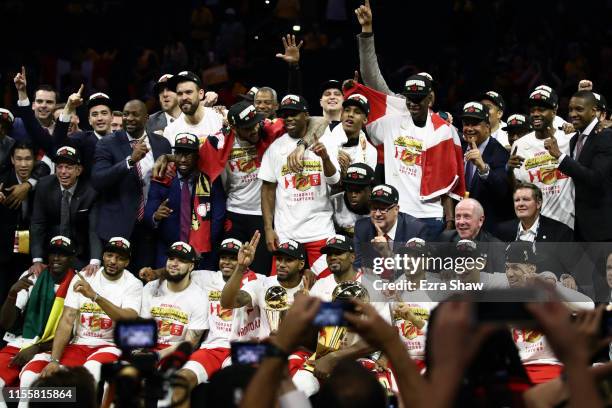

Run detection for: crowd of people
[[0, 1, 612, 407]]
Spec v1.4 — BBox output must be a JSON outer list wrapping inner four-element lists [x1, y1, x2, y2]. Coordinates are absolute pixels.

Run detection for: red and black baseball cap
[[479, 91, 505, 112], [87, 92, 112, 112], [273, 239, 305, 260], [153, 74, 174, 95], [48, 235, 76, 256], [0, 108, 15, 124], [168, 71, 203, 91], [403, 74, 433, 101], [277, 94, 309, 114], [54, 146, 81, 165], [228, 101, 266, 128], [528, 87, 558, 110], [342, 163, 374, 187], [218, 238, 242, 256], [461, 102, 489, 122], [174, 133, 200, 152], [167, 241, 197, 262], [370, 184, 399, 205], [342, 94, 370, 116], [502, 114, 531, 132], [320, 234, 353, 254], [104, 237, 131, 258]]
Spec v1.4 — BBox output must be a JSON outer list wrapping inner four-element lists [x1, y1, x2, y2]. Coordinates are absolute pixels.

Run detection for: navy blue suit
[[144, 173, 227, 269], [462, 137, 513, 230], [91, 130, 171, 241], [353, 212, 428, 269]]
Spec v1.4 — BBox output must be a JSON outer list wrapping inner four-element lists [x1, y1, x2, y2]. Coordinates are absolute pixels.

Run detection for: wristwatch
[[296, 139, 308, 149]]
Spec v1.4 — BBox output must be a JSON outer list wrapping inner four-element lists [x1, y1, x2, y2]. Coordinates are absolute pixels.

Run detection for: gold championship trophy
[[303, 281, 370, 373], [264, 286, 290, 332]]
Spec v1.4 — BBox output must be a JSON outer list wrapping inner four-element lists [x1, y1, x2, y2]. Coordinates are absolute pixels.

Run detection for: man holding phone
[[507, 87, 575, 230], [19, 237, 143, 390]]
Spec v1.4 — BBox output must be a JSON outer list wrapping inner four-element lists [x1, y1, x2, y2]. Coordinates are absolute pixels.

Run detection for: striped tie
[[130, 140, 145, 222]]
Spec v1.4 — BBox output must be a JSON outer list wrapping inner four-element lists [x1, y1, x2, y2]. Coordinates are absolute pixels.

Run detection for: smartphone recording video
[[231, 342, 268, 365], [313, 301, 356, 327], [114, 319, 158, 350]]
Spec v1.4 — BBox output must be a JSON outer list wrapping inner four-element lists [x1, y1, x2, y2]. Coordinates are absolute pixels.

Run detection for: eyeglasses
[[370, 204, 397, 215]]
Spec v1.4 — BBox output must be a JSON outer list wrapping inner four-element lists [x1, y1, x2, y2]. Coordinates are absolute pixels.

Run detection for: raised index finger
[[365, 0, 370, 9], [21, 66, 26, 76], [77, 84, 84, 96], [374, 223, 384, 237], [76, 270, 86, 281]]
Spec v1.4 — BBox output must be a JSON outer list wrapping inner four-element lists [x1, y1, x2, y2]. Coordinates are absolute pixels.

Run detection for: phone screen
[[313, 301, 355, 327], [231, 342, 268, 365], [114, 319, 158, 350]]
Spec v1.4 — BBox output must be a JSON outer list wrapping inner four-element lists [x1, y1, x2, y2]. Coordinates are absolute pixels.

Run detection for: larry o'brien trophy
[[264, 286, 289, 332], [303, 281, 370, 373]]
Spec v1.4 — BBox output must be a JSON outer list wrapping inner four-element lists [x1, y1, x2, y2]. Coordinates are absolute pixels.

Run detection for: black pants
[[224, 211, 272, 276]]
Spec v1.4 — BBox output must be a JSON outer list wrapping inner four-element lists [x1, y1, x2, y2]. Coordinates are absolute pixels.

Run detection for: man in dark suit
[[146, 74, 181, 138], [353, 184, 428, 269], [91, 100, 172, 274], [29, 146, 101, 275], [545, 90, 612, 242], [460, 101, 513, 230], [0, 142, 49, 301], [144, 133, 199, 268], [438, 198, 504, 272], [494, 182, 575, 277], [53, 87, 114, 179]]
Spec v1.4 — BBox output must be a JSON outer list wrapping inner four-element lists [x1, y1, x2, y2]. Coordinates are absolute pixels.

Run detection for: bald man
[[92, 100, 172, 272], [438, 198, 504, 272]]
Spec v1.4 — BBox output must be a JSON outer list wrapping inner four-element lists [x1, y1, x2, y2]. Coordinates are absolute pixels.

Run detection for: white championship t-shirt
[[392, 301, 437, 361], [512, 328, 560, 366], [222, 136, 263, 215], [65, 269, 143, 346], [242, 275, 305, 338], [191, 269, 263, 348], [141, 279, 209, 346], [258, 133, 340, 242], [320, 125, 377, 170], [367, 112, 448, 218], [162, 108, 224, 147], [513, 130, 575, 229]]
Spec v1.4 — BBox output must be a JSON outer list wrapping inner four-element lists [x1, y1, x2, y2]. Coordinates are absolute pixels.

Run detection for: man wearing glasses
[[353, 184, 427, 270]]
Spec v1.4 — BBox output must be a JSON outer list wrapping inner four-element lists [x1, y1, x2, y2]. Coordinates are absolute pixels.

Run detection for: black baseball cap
[[54, 146, 81, 165], [479, 91, 505, 112], [174, 133, 200, 152], [594, 92, 608, 112], [502, 114, 531, 132], [505, 241, 537, 265], [320, 234, 353, 254], [168, 71, 202, 91], [228, 101, 266, 128], [273, 239, 305, 260], [528, 88, 558, 109], [87, 92, 112, 111], [342, 163, 374, 187], [218, 238, 242, 256], [153, 74, 174, 95], [48, 235, 76, 256], [104, 237, 131, 258], [277, 94, 309, 114], [320, 80, 343, 95], [461, 102, 489, 122], [370, 184, 399, 205], [403, 74, 433, 101], [167, 241, 197, 262], [342, 93, 370, 116], [237, 86, 259, 102], [399, 237, 429, 256]]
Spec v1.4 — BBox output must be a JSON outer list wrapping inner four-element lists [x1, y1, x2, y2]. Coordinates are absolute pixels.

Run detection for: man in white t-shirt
[[480, 91, 509, 149], [508, 87, 575, 229], [221, 236, 307, 337], [0, 237, 76, 390], [19, 237, 143, 389], [365, 74, 457, 240], [259, 94, 341, 275], [177, 237, 263, 390], [321, 93, 377, 173], [162, 71, 224, 147], [331, 163, 374, 237]]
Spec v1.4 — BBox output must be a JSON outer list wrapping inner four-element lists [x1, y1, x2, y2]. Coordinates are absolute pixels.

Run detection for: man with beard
[[259, 95, 341, 275], [162, 71, 224, 147], [508, 87, 575, 231], [145, 133, 201, 267], [54, 87, 114, 179], [331, 163, 374, 237], [321, 94, 377, 173], [174, 236, 263, 404], [147, 74, 182, 137], [19, 237, 143, 390], [0, 236, 76, 390], [545, 90, 612, 242], [92, 100, 171, 273], [141, 241, 209, 407], [221, 236, 307, 338]]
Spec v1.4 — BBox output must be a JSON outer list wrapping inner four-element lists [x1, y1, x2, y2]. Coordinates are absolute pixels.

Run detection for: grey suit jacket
[[146, 111, 168, 138]]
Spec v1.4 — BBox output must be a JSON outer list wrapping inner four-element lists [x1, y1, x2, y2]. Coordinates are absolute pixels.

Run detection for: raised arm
[[276, 34, 304, 95], [220, 232, 259, 309]]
